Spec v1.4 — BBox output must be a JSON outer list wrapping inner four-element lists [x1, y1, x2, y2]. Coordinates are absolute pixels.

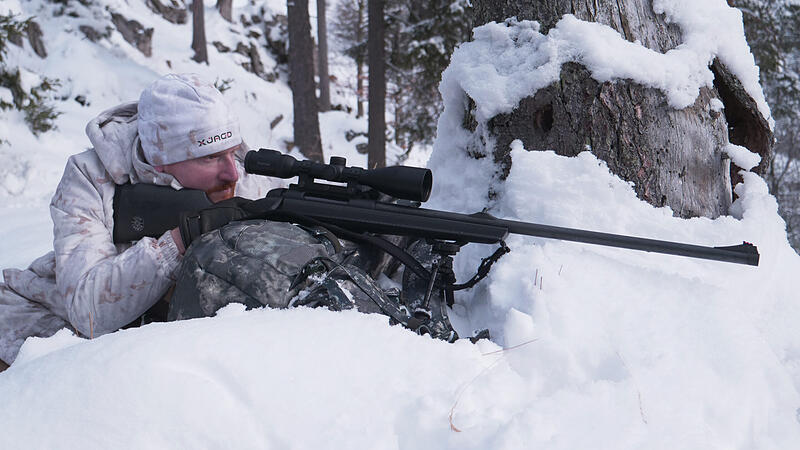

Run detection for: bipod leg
[[429, 240, 462, 308], [428, 240, 491, 343], [420, 261, 440, 312], [401, 239, 462, 342]]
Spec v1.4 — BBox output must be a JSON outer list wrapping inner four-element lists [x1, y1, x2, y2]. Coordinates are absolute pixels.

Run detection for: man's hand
[[170, 228, 186, 255], [113, 183, 262, 251], [178, 197, 257, 249]]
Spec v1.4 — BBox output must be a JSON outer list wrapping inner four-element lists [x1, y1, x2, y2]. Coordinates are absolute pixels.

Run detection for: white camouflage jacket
[[0, 102, 275, 364]]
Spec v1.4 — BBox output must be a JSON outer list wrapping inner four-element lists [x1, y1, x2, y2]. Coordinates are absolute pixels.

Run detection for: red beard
[[206, 182, 237, 203]]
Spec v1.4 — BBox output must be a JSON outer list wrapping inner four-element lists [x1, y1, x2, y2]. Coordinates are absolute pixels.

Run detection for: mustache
[[206, 181, 236, 195]]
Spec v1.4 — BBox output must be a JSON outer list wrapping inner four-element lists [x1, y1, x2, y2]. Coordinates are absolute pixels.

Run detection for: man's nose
[[219, 154, 239, 182]]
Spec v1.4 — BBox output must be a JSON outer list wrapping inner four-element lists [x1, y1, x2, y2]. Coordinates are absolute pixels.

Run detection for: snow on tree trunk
[[470, 0, 772, 218], [288, 0, 324, 161]]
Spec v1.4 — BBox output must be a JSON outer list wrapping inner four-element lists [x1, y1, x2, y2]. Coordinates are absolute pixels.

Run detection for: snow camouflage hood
[[84, 101, 250, 188], [137, 73, 243, 166], [85, 101, 174, 187]]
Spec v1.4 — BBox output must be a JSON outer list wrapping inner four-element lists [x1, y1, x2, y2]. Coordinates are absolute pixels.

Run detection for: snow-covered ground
[[2, 0, 800, 448]]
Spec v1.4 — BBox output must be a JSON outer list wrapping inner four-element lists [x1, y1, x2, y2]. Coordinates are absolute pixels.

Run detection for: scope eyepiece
[[244, 149, 432, 202]]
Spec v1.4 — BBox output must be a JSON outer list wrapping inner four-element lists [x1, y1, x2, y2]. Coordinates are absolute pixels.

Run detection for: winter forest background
[[4, 0, 800, 448], [3, 0, 800, 250]]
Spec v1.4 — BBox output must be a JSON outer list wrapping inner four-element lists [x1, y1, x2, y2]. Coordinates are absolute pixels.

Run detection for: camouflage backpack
[[168, 219, 459, 341]]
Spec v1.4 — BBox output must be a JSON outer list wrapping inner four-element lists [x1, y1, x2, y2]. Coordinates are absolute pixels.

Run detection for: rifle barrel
[[264, 195, 760, 266], [391, 204, 760, 266], [499, 218, 760, 266]]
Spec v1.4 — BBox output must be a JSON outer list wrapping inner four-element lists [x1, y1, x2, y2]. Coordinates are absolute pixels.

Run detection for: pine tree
[[0, 14, 60, 136], [386, 0, 471, 151], [331, 0, 367, 117], [332, 0, 471, 151]]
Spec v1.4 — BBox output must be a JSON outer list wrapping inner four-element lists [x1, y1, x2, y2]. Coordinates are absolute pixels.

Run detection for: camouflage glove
[[178, 197, 256, 248]]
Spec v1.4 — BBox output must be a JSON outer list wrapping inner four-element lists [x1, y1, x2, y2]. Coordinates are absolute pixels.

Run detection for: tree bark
[[356, 60, 365, 118], [216, 0, 233, 22], [191, 0, 208, 64], [288, 0, 324, 161], [470, 0, 772, 219], [317, 0, 331, 112], [356, 0, 366, 118], [367, 0, 386, 168]]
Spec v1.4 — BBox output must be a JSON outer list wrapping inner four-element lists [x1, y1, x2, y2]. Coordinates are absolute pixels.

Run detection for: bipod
[[415, 239, 498, 343], [420, 240, 462, 310]]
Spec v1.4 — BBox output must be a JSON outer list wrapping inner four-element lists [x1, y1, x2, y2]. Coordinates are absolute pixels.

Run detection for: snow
[[0, 86, 12, 104], [725, 143, 762, 171], [652, 0, 771, 126], [1, 0, 22, 15], [443, 1, 772, 127], [2, 0, 800, 448], [16, 67, 42, 95]]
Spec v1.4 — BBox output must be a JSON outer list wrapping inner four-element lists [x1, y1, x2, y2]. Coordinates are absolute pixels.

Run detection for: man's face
[[156, 146, 239, 203]]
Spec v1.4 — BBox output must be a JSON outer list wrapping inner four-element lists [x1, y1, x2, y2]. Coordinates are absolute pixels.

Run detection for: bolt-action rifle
[[115, 149, 760, 268]]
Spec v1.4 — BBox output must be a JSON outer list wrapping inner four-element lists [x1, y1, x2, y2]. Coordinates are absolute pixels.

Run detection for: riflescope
[[244, 149, 433, 202]]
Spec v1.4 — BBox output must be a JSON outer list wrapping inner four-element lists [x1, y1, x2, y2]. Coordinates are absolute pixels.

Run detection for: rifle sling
[[282, 213, 433, 282]]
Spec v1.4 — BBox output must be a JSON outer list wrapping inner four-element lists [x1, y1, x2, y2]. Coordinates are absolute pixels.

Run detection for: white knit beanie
[[138, 73, 242, 166]]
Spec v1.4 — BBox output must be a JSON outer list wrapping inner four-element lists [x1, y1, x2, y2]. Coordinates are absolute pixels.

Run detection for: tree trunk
[[356, 0, 366, 118], [356, 60, 365, 118], [470, 0, 772, 219], [288, 0, 324, 161], [216, 0, 233, 22], [191, 0, 208, 64], [367, 0, 386, 168], [317, 0, 331, 112]]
